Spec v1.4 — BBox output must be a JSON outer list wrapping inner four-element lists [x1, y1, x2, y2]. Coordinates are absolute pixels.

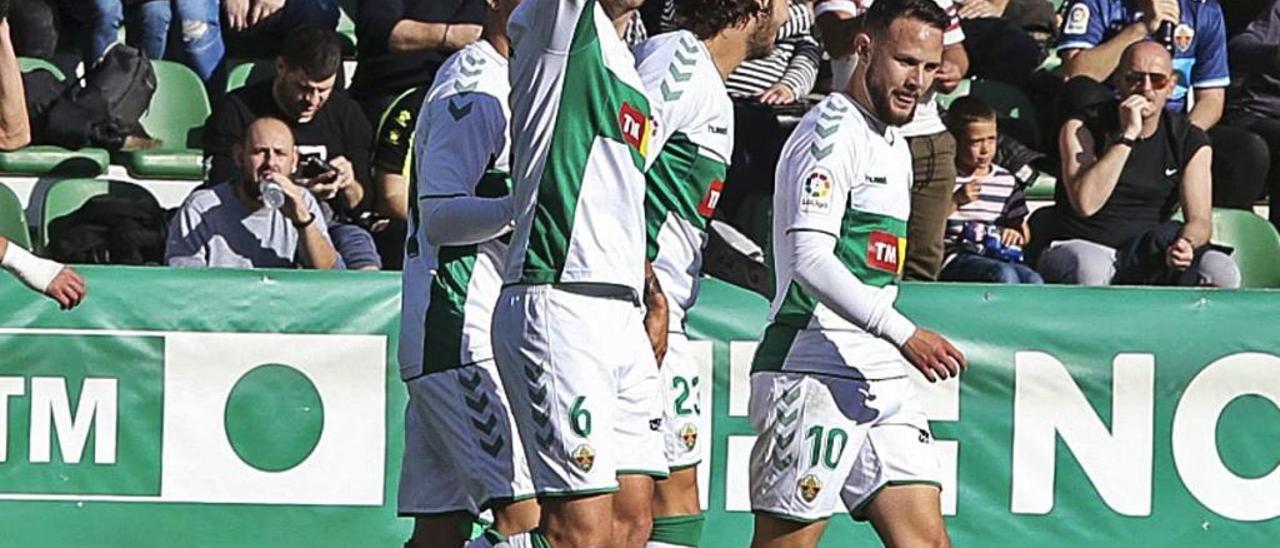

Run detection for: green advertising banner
[[0, 267, 1277, 546]]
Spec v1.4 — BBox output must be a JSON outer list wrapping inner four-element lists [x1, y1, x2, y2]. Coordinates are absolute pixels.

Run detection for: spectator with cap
[[203, 25, 379, 270], [1040, 43, 1239, 287], [1056, 0, 1270, 212]]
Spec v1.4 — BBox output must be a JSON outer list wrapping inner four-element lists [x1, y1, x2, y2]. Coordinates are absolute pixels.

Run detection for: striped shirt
[[726, 1, 821, 98], [943, 163, 1028, 257]]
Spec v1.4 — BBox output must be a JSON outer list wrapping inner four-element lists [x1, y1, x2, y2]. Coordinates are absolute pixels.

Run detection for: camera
[[296, 154, 337, 180]]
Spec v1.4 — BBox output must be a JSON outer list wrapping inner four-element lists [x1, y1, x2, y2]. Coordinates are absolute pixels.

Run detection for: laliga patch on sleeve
[[1064, 3, 1089, 35], [800, 168, 835, 214]]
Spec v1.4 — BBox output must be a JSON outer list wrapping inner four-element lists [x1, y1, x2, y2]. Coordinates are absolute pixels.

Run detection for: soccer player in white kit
[[747, 0, 967, 546], [397, 0, 539, 546], [630, 1, 788, 546], [491, 0, 669, 546]]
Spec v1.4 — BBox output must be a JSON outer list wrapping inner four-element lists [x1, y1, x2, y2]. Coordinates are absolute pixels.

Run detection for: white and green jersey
[[634, 31, 733, 331], [753, 93, 913, 380], [504, 0, 655, 295], [400, 40, 512, 380]]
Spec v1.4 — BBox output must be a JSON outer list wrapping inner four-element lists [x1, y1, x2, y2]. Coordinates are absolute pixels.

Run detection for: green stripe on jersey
[[519, 0, 652, 284], [421, 245, 479, 373], [419, 170, 511, 373], [645, 132, 728, 260], [753, 208, 906, 373]]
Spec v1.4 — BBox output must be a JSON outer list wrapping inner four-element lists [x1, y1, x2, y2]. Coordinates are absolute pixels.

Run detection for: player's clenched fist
[[900, 327, 967, 382]]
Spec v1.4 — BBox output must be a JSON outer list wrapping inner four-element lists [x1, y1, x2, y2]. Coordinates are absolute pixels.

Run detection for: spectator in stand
[[168, 116, 338, 269], [940, 96, 1042, 283], [0, 8, 86, 309], [816, 0, 970, 281], [349, 0, 482, 124], [368, 86, 424, 270], [1057, 0, 1270, 212], [1040, 43, 1239, 287], [222, 0, 339, 57], [9, 0, 72, 60], [78, 0, 226, 89], [1223, 0, 1280, 231], [203, 25, 380, 269], [951, 0, 1043, 87], [727, 0, 818, 104]]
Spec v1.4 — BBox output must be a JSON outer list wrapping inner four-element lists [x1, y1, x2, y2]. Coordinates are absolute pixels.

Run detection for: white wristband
[[880, 310, 918, 348], [1, 244, 64, 294]]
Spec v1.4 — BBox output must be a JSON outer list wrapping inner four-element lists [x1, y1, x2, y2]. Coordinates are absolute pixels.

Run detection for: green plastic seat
[[0, 182, 31, 250], [18, 57, 65, 80], [935, 78, 972, 111], [1207, 208, 1280, 288], [115, 60, 211, 180], [226, 59, 277, 92], [0, 145, 110, 176], [40, 178, 154, 248], [1026, 172, 1057, 201]]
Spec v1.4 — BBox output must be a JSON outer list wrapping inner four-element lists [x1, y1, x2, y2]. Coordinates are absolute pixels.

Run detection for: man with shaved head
[[1041, 41, 1239, 287], [166, 117, 339, 269]]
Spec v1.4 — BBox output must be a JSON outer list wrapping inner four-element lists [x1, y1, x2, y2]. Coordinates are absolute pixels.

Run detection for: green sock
[[649, 514, 705, 547]]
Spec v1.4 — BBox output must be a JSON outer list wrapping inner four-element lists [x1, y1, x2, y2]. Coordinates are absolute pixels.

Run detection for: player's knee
[[614, 508, 654, 546]]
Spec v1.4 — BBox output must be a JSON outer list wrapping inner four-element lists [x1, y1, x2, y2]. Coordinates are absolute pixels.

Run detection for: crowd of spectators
[[2, 0, 1279, 289]]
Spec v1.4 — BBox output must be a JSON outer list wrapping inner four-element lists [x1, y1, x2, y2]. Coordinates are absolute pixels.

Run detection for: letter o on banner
[[1172, 352, 1280, 521]]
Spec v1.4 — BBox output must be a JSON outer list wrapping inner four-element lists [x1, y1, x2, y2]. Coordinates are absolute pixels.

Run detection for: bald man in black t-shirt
[[1042, 41, 1239, 287]]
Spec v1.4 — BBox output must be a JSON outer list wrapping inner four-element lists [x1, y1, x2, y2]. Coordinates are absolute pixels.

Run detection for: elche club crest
[[572, 444, 595, 472], [680, 423, 698, 451], [799, 474, 823, 503]]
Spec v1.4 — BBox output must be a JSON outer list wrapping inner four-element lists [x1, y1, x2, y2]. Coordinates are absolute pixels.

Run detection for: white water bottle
[[259, 177, 286, 210]]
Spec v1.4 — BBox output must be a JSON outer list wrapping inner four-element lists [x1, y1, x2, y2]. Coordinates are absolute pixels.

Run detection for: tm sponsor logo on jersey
[[867, 231, 905, 274], [619, 102, 650, 156], [800, 169, 834, 213], [698, 179, 724, 217]]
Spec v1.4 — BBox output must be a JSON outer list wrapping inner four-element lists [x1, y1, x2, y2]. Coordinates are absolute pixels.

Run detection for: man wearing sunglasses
[[1057, 0, 1269, 212], [1040, 41, 1240, 287]]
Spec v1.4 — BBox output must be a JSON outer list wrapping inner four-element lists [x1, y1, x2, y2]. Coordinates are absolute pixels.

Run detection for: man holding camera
[[167, 117, 338, 269], [202, 24, 380, 269]]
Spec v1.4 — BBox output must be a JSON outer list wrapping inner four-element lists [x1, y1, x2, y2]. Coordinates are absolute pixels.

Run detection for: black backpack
[[45, 193, 169, 265], [35, 44, 158, 150]]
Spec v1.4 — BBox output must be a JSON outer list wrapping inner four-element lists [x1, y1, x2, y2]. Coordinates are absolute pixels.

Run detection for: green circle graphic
[[224, 363, 325, 472]]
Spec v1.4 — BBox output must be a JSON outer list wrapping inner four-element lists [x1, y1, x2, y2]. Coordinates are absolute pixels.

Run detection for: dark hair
[[279, 25, 343, 80], [862, 0, 950, 38], [674, 0, 770, 41], [945, 96, 996, 132]]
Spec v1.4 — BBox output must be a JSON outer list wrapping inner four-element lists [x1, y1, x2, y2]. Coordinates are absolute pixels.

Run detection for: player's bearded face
[[865, 18, 943, 126]]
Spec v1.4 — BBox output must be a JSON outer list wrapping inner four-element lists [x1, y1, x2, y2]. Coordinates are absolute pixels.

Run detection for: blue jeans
[[941, 252, 1044, 284], [85, 0, 170, 64], [84, 0, 224, 85]]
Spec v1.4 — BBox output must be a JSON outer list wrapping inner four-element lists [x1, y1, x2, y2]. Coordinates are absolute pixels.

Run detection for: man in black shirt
[[203, 24, 380, 269], [349, 0, 483, 124], [1041, 41, 1238, 287]]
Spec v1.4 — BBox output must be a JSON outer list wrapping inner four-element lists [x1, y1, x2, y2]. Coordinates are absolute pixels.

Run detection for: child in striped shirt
[[939, 96, 1044, 283]]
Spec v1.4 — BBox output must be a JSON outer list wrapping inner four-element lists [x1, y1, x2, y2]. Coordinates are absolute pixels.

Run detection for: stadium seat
[[114, 60, 210, 180], [1207, 208, 1280, 289], [226, 59, 276, 92], [1026, 172, 1057, 201], [935, 78, 972, 111], [18, 57, 65, 80], [0, 59, 110, 177], [0, 182, 31, 250], [40, 178, 153, 249]]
